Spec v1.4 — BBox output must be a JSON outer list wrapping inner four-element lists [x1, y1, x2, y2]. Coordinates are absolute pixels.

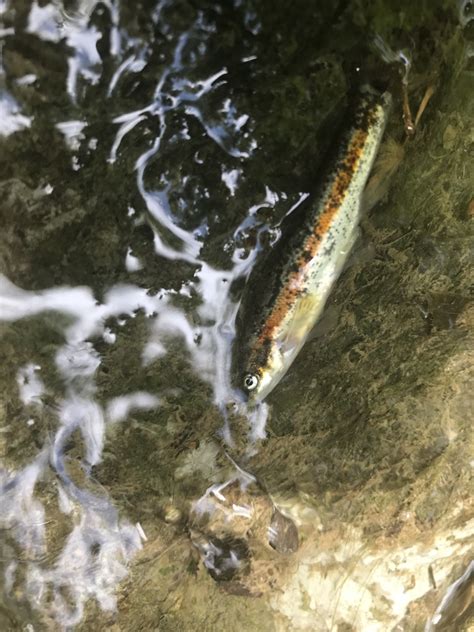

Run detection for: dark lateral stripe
[[255, 118, 374, 349]]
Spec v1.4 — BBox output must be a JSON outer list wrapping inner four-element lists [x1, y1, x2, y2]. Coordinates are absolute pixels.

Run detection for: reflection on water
[[1, 0, 274, 625], [0, 0, 473, 630], [426, 561, 474, 631]]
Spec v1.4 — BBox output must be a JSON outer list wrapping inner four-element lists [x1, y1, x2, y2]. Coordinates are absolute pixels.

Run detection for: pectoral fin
[[277, 293, 320, 354]]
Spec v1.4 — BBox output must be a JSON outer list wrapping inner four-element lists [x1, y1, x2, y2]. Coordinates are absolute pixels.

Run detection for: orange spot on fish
[[256, 126, 369, 347]]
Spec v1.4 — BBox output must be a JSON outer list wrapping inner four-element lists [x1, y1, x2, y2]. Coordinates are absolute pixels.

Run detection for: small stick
[[414, 85, 435, 128], [428, 564, 437, 589], [402, 82, 415, 137]]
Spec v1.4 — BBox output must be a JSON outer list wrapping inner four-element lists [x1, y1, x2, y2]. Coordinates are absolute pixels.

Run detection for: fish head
[[233, 332, 302, 404]]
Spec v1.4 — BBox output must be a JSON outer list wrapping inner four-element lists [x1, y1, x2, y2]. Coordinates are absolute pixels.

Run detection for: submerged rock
[[0, 1, 472, 631]]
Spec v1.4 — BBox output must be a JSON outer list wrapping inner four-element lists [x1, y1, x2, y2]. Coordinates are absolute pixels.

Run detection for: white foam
[[125, 248, 143, 272], [0, 4, 274, 627], [15, 74, 38, 86], [56, 120, 87, 151], [0, 453, 49, 559], [17, 364, 44, 406], [222, 168, 241, 196], [106, 392, 160, 423], [27, 1, 62, 42], [0, 91, 33, 136]]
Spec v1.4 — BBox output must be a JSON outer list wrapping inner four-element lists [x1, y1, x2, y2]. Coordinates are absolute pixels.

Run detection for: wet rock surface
[[0, 1, 473, 631]]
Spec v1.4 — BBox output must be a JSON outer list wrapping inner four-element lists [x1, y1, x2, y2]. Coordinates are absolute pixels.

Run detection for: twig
[[414, 85, 435, 128]]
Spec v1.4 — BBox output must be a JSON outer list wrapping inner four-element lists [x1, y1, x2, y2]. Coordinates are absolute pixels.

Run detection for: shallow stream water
[[0, 1, 473, 630]]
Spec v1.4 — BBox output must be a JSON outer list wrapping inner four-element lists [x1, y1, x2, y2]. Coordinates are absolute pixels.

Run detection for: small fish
[[232, 87, 392, 403]]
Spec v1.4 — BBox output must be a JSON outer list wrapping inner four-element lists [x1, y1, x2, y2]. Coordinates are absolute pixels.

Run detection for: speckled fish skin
[[233, 87, 392, 403]]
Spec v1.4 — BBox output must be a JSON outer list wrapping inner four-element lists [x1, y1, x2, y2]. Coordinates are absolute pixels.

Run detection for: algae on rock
[[0, 0, 472, 630]]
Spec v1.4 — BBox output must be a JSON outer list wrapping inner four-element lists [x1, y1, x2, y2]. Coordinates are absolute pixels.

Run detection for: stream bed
[[0, 1, 473, 630]]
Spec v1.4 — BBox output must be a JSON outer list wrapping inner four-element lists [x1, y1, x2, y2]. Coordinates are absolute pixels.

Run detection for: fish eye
[[243, 373, 259, 391]]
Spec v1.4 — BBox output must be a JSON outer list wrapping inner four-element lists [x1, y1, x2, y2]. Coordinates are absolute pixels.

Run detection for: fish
[[232, 86, 392, 403]]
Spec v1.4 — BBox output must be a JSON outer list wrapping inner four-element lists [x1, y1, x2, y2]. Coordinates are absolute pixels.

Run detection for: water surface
[[1, 1, 473, 630]]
